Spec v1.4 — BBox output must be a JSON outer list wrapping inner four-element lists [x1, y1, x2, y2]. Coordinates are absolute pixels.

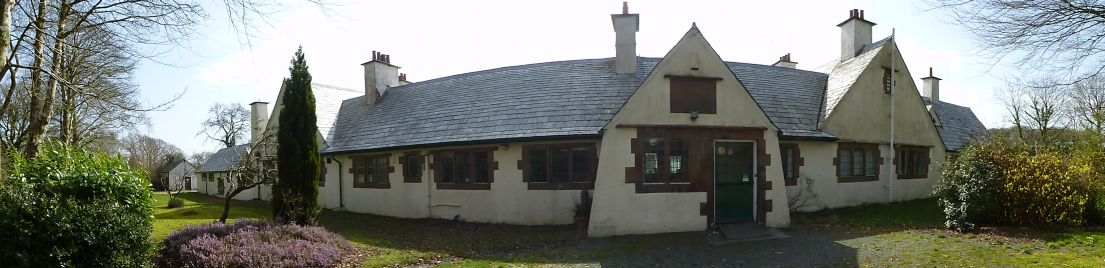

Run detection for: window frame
[[432, 147, 497, 190], [780, 143, 801, 186], [835, 142, 880, 183], [639, 137, 691, 187], [882, 67, 892, 94], [349, 154, 392, 189], [520, 143, 598, 190], [896, 145, 931, 179], [400, 151, 424, 183]]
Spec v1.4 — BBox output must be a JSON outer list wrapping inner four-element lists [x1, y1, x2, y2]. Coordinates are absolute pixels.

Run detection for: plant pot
[[574, 215, 589, 235]]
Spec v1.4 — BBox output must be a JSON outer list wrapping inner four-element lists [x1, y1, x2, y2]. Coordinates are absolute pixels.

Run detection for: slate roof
[[158, 159, 187, 174], [199, 145, 249, 172], [823, 37, 890, 125], [925, 97, 988, 151], [312, 84, 363, 142], [322, 51, 984, 154]]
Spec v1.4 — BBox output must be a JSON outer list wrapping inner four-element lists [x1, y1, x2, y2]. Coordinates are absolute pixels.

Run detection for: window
[[351, 155, 390, 188], [434, 148, 496, 190], [897, 146, 930, 179], [836, 143, 879, 182], [641, 138, 689, 184], [882, 67, 892, 94], [402, 152, 423, 183], [780, 143, 800, 186], [319, 160, 326, 186], [667, 75, 718, 114], [522, 143, 597, 190]]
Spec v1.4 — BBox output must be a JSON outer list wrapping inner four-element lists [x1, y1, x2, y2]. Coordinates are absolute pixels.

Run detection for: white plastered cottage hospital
[[198, 6, 986, 237]]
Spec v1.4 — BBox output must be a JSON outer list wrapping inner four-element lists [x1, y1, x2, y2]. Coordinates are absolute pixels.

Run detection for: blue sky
[[135, 0, 1008, 155]]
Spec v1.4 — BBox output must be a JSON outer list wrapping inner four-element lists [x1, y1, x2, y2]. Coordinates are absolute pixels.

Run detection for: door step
[[709, 223, 788, 244]]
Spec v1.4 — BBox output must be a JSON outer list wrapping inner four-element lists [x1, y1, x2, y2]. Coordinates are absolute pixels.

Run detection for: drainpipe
[[328, 157, 345, 208], [888, 29, 897, 203]]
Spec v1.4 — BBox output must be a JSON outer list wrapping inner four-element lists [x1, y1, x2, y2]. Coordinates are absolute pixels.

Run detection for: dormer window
[[666, 75, 719, 114]]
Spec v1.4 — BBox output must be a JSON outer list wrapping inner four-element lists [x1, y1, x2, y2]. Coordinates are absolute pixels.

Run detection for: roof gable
[[265, 82, 361, 143], [822, 37, 889, 126]]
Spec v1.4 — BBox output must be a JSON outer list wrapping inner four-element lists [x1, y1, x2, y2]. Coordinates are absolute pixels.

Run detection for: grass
[[153, 193, 1105, 267], [152, 192, 578, 267]]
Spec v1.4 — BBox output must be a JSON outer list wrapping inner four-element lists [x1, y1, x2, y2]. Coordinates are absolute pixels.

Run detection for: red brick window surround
[[519, 143, 597, 190], [896, 145, 930, 179], [835, 143, 880, 183], [433, 147, 497, 190], [350, 154, 392, 189]]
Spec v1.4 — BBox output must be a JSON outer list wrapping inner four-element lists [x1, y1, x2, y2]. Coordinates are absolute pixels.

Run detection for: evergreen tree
[[273, 46, 321, 225]]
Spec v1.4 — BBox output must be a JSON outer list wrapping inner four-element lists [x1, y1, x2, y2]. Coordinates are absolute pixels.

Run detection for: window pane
[[669, 140, 687, 183], [549, 147, 570, 183], [839, 149, 852, 176], [473, 152, 489, 183], [865, 149, 876, 176], [440, 153, 454, 183], [528, 149, 548, 182], [355, 159, 366, 183], [455, 152, 470, 183], [405, 155, 421, 178], [782, 147, 794, 179], [852, 149, 863, 176], [642, 138, 664, 183], [376, 157, 389, 183], [571, 146, 595, 183]]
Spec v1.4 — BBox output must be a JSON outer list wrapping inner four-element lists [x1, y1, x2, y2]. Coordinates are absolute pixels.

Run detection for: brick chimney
[[249, 101, 269, 146], [362, 51, 400, 104], [922, 67, 941, 104], [772, 53, 797, 68], [838, 9, 876, 62], [611, 2, 639, 74], [398, 73, 411, 86]]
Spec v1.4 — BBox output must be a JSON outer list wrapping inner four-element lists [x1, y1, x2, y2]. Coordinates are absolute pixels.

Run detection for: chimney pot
[[860, 10, 864, 19], [622, 1, 628, 14]]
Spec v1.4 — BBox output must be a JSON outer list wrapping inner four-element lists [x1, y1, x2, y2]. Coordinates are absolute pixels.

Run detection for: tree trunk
[[219, 193, 233, 223], [0, 0, 14, 82], [23, 0, 47, 159]]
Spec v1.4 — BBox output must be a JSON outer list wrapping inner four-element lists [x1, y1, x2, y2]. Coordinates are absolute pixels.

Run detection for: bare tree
[[120, 133, 183, 190], [999, 84, 1028, 141], [1069, 74, 1105, 137], [218, 133, 276, 223], [189, 151, 214, 167], [1025, 81, 1069, 146], [199, 103, 250, 148], [931, 0, 1105, 81]]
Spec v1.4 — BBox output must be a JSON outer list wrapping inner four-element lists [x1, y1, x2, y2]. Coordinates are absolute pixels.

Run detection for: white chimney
[[249, 101, 269, 146], [362, 50, 400, 104], [922, 67, 941, 104], [838, 9, 875, 62], [611, 2, 639, 74], [772, 53, 797, 69]]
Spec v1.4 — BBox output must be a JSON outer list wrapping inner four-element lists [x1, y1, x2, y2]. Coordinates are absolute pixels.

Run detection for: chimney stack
[[249, 101, 269, 146], [362, 50, 401, 104], [772, 53, 797, 68], [838, 9, 876, 62], [611, 1, 639, 74], [922, 67, 941, 104]]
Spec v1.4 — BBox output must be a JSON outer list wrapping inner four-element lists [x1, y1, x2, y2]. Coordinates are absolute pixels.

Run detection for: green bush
[[934, 139, 1004, 232], [0, 144, 154, 267], [168, 196, 185, 208], [1000, 152, 1089, 226]]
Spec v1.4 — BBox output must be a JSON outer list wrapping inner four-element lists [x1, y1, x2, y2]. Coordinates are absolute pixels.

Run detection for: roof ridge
[[389, 57, 618, 91]]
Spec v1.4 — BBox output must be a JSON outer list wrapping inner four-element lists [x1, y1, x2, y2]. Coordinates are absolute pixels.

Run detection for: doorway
[[714, 141, 756, 223]]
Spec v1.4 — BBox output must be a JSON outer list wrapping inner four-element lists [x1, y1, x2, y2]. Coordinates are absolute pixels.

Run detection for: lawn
[[154, 193, 1105, 267]]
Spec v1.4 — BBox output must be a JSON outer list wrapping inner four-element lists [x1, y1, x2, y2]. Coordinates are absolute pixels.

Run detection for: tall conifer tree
[[273, 46, 321, 225]]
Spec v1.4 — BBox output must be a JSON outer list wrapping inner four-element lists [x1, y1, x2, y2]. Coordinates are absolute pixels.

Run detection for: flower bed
[[158, 220, 355, 267]]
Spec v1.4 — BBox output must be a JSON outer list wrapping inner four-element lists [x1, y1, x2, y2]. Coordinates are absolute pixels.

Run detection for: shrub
[[158, 220, 354, 267], [934, 139, 1004, 232], [168, 196, 185, 208], [0, 144, 154, 267], [1000, 152, 1090, 226]]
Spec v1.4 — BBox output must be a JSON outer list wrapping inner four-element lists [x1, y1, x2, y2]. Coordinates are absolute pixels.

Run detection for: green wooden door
[[715, 141, 756, 223]]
